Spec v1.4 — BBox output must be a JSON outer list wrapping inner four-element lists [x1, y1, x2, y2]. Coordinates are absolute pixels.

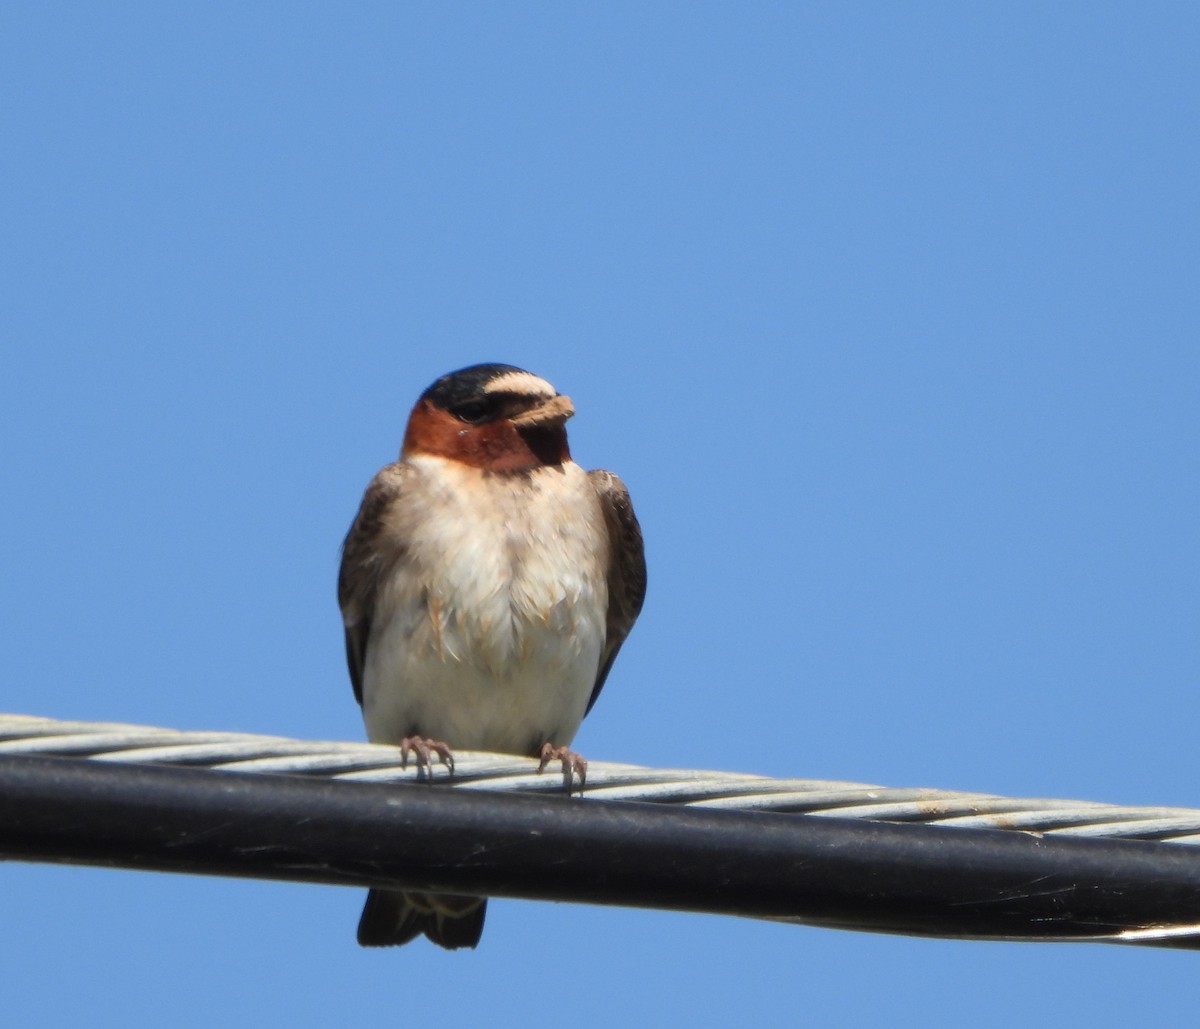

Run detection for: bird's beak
[[511, 394, 575, 428]]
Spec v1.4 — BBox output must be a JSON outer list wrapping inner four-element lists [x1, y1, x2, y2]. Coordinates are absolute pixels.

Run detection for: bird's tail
[[356, 889, 487, 950]]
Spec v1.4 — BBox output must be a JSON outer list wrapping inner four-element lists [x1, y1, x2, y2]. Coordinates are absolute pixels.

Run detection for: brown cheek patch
[[402, 400, 569, 470]]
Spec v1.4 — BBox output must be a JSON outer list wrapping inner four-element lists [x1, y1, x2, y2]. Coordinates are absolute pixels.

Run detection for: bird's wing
[[338, 462, 416, 706], [585, 469, 647, 715]]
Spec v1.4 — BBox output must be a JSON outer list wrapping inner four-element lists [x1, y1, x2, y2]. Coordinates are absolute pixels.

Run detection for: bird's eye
[[451, 400, 491, 424]]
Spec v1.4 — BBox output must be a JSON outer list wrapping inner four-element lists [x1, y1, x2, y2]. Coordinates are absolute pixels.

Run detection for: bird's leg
[[399, 735, 455, 780], [537, 742, 587, 794]]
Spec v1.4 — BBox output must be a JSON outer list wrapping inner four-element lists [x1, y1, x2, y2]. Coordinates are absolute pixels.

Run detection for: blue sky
[[3, 3, 1198, 1025]]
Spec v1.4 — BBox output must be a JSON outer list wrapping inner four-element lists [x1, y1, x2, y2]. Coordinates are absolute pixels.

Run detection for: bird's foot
[[399, 735, 455, 780], [537, 742, 587, 794]]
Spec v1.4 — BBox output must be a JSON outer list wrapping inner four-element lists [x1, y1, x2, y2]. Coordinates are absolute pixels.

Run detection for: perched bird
[[338, 363, 646, 949]]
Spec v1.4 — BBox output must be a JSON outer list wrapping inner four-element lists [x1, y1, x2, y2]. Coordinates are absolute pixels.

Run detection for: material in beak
[[511, 394, 575, 428]]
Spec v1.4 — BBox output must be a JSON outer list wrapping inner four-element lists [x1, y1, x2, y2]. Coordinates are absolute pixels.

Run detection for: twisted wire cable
[[7, 711, 1200, 949], [3, 712, 1198, 843]]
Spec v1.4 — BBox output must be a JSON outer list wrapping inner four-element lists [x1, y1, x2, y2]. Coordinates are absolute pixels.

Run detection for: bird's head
[[401, 364, 575, 471]]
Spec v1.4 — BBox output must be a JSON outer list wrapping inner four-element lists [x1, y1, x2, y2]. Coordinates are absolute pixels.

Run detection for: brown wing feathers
[[338, 463, 413, 705], [586, 469, 647, 714]]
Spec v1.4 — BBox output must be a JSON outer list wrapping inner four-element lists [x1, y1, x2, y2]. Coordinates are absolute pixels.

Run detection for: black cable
[[3, 754, 1199, 948]]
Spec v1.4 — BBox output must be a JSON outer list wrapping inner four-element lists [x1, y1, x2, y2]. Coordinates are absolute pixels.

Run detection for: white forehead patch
[[483, 370, 557, 398]]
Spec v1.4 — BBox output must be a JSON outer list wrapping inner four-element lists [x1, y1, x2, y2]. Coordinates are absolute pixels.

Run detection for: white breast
[[361, 454, 609, 755]]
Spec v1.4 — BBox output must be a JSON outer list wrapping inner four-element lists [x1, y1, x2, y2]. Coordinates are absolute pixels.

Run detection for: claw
[[399, 735, 455, 780], [537, 742, 587, 795]]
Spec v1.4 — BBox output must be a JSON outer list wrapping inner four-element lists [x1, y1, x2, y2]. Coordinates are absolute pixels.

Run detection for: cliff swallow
[[338, 363, 646, 949]]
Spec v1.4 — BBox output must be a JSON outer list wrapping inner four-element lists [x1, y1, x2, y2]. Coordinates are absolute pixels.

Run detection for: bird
[[338, 363, 646, 949]]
